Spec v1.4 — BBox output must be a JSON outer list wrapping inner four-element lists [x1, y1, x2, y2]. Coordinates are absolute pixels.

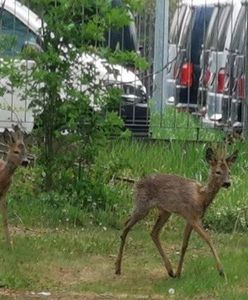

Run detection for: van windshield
[[205, 4, 232, 51], [178, 6, 193, 48], [0, 9, 37, 56], [229, 5, 246, 54], [169, 4, 187, 44], [178, 5, 214, 63]]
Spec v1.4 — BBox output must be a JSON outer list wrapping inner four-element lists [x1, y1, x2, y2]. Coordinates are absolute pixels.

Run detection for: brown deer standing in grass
[[115, 147, 238, 278], [0, 125, 29, 247]]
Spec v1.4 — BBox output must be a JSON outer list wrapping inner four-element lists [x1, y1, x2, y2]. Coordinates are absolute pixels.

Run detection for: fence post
[[244, 3, 248, 138], [153, 0, 169, 114]]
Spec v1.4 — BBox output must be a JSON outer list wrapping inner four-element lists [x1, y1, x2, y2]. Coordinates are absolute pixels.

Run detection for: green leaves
[[0, 0, 147, 196]]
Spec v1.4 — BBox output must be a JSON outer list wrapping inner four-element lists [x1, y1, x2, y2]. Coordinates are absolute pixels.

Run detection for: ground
[[0, 221, 247, 299]]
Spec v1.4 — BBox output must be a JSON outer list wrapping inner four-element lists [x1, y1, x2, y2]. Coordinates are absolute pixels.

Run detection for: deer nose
[[223, 182, 231, 189], [21, 159, 29, 167]]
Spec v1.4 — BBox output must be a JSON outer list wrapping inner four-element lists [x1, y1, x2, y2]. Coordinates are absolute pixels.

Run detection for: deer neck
[[5, 159, 17, 176], [203, 175, 222, 209], [0, 160, 15, 193]]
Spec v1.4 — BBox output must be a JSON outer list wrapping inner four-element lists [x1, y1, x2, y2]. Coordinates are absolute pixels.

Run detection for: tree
[[20, 0, 145, 195]]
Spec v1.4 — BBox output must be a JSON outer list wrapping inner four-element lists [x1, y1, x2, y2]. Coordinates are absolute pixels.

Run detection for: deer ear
[[206, 147, 216, 164], [12, 124, 19, 132], [226, 150, 239, 166], [3, 128, 14, 145], [12, 124, 23, 140]]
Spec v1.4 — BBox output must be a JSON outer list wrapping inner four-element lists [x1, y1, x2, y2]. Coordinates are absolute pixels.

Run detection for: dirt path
[[0, 289, 167, 299]]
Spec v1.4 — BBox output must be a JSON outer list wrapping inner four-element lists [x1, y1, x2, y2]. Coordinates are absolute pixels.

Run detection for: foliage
[[0, 0, 150, 216], [16, 0, 145, 193]]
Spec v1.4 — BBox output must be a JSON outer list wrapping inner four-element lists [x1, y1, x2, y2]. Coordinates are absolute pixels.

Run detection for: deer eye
[[14, 151, 20, 154], [215, 171, 222, 175]]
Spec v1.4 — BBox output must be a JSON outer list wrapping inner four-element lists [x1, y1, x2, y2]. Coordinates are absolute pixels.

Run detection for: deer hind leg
[[175, 223, 192, 277], [191, 220, 225, 277], [0, 196, 11, 248], [115, 208, 149, 275], [150, 211, 175, 278]]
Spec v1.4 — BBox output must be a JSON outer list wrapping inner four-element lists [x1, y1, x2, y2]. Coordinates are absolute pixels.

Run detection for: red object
[[237, 74, 245, 99], [180, 62, 193, 87], [203, 68, 211, 87], [217, 68, 225, 93]]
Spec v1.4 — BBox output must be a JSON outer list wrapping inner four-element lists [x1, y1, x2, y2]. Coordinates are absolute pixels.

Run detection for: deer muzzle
[[21, 159, 29, 167], [223, 182, 231, 189]]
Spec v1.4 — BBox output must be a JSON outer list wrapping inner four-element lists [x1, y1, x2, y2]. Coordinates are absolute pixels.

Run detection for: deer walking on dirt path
[[115, 147, 238, 278], [0, 125, 29, 248]]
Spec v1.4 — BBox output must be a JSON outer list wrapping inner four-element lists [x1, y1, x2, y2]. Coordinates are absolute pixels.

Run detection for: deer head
[[3, 125, 29, 168], [206, 147, 238, 189]]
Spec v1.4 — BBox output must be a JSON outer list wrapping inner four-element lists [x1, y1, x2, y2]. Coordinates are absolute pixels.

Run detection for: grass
[[95, 139, 248, 232], [150, 106, 225, 141], [8, 138, 248, 232], [0, 224, 247, 299], [2, 137, 248, 298]]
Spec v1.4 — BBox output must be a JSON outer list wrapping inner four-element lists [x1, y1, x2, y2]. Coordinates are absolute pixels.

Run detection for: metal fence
[[117, 0, 248, 142], [150, 0, 248, 142]]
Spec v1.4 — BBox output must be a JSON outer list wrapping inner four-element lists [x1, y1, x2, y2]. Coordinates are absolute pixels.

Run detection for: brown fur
[[0, 125, 29, 247], [115, 147, 238, 279]]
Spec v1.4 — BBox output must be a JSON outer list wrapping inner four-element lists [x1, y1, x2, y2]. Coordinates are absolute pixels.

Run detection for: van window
[[178, 6, 193, 49], [216, 5, 232, 50], [230, 5, 246, 53], [104, 0, 138, 52], [205, 5, 232, 51], [107, 20, 137, 52], [0, 9, 37, 56], [169, 4, 187, 44], [189, 6, 213, 64]]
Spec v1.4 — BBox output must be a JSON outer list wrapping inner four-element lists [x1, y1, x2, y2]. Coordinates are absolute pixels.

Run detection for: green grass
[[1, 138, 248, 298], [150, 106, 225, 141], [0, 225, 247, 299], [95, 139, 248, 232], [8, 139, 248, 232]]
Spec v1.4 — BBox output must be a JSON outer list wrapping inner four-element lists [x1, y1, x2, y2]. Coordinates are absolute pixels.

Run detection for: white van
[[165, 1, 189, 105], [201, 0, 242, 127], [0, 0, 147, 133], [198, 0, 233, 110], [165, 0, 223, 107]]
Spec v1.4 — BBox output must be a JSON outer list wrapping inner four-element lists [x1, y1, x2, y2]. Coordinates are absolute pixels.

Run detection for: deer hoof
[[115, 269, 121, 275], [175, 271, 181, 278], [168, 270, 176, 278], [219, 269, 225, 277]]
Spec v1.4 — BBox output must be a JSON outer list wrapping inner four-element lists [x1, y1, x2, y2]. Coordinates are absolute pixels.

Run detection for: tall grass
[[96, 139, 248, 232], [7, 136, 248, 233]]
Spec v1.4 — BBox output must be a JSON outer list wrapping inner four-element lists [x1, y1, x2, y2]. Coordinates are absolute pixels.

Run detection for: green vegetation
[[2, 136, 247, 299], [0, 226, 247, 299], [151, 106, 225, 141], [9, 139, 248, 232], [0, 0, 247, 298]]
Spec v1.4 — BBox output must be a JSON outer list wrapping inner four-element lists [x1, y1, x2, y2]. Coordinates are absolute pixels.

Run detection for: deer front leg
[[0, 196, 12, 248], [175, 223, 192, 277], [192, 220, 225, 277]]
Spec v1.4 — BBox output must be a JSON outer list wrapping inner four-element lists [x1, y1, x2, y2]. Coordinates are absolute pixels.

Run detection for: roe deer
[[115, 147, 238, 278], [0, 125, 29, 247]]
